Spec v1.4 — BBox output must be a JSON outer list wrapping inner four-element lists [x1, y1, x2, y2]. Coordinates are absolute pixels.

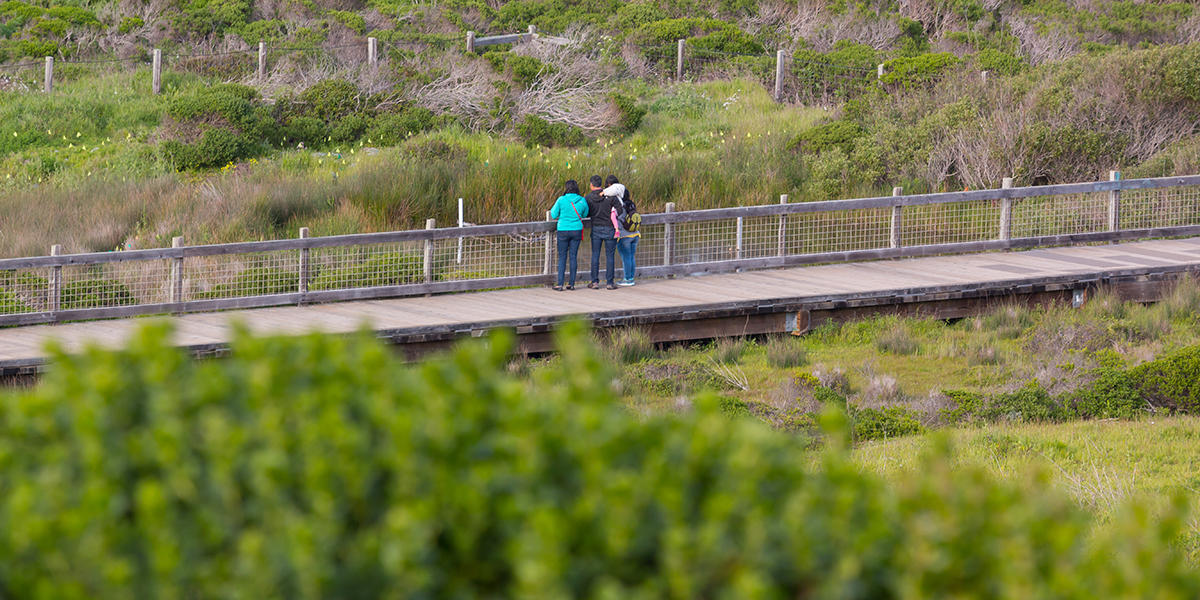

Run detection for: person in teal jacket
[[549, 180, 589, 290]]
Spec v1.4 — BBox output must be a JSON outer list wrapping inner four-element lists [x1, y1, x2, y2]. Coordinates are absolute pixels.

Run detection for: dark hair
[[605, 175, 619, 187], [589, 175, 603, 188], [564, 180, 580, 195]]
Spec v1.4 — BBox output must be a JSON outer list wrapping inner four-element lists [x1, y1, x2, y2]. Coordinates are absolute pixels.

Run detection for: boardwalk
[[3, 236, 1200, 371]]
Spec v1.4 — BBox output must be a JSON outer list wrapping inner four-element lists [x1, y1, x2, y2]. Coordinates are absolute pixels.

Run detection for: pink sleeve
[[610, 207, 620, 233]]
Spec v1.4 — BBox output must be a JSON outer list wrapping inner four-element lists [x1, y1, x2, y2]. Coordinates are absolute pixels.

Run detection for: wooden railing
[[2, 173, 1200, 326]]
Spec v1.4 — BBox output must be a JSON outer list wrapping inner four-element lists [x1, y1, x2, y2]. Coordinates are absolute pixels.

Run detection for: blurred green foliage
[[0, 322, 1198, 597]]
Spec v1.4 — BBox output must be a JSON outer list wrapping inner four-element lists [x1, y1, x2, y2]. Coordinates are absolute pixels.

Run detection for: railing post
[[49, 244, 62, 314], [876, 63, 884, 81], [676, 39, 685, 80], [889, 187, 903, 249], [423, 218, 435, 288], [999, 176, 1014, 241], [298, 227, 310, 296], [980, 70, 989, 83], [773, 50, 785, 102], [257, 41, 266, 80], [1108, 170, 1121, 232], [43, 56, 53, 93], [466, 31, 476, 53], [735, 216, 744, 260], [456, 198, 465, 264], [367, 37, 378, 67], [170, 236, 184, 305], [777, 194, 788, 257], [152, 49, 162, 94], [543, 211, 553, 276], [663, 202, 675, 268], [527, 24, 536, 42]]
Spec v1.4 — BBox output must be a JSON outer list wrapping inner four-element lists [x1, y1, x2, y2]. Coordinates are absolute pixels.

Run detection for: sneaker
[[618, 280, 635, 287], [552, 285, 563, 291], [587, 281, 600, 289], [565, 285, 574, 291], [606, 283, 617, 290]]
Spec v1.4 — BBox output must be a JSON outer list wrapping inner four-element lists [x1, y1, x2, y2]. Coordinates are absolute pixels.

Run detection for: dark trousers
[[556, 230, 582, 287], [590, 227, 617, 285]]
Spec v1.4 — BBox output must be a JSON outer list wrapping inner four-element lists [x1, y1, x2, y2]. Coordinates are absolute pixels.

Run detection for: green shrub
[[117, 15, 144, 34], [367, 106, 437, 144], [985, 381, 1063, 423], [171, 0, 251, 36], [788, 119, 864, 155], [849, 405, 925, 441], [162, 84, 275, 169], [330, 113, 372, 143], [60, 277, 135, 310], [1064, 366, 1146, 419], [718, 394, 752, 418], [0, 288, 31, 314], [162, 128, 255, 170], [327, 9, 366, 34], [505, 54, 552, 87], [611, 93, 646, 134], [881, 52, 960, 87], [975, 48, 1026, 76], [615, 2, 666, 28], [9, 322, 1197, 596], [297, 79, 362, 122], [516, 114, 587, 148], [282, 115, 329, 147], [1130, 345, 1200, 412]]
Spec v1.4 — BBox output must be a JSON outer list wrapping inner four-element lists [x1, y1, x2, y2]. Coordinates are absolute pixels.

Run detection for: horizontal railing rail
[[3, 172, 1200, 326]]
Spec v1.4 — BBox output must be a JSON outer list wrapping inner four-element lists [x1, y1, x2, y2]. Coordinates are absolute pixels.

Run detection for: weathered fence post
[[773, 50, 785, 102], [367, 37, 378, 67], [1108, 170, 1121, 232], [423, 218, 435, 289], [676, 39, 685, 80], [170, 236, 184, 304], [980, 70, 989, 83], [298, 227, 310, 296], [456, 198, 465, 264], [257, 42, 266, 80], [49, 244, 62, 314], [527, 24, 537, 41], [999, 177, 1014, 241], [152, 49, 162, 94], [544, 211, 553, 276], [735, 216, 744, 260], [43, 56, 53, 93], [876, 63, 884, 80], [889, 186, 903, 249], [466, 31, 476, 53], [777, 194, 788, 257], [663, 202, 675, 268]]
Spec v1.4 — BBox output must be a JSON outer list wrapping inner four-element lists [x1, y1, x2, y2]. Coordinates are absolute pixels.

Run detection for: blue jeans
[[556, 230, 582, 287], [618, 236, 639, 281], [590, 227, 617, 285]]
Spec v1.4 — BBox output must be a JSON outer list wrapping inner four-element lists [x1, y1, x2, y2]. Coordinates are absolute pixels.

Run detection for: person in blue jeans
[[585, 175, 620, 289], [604, 175, 639, 286], [549, 179, 588, 291]]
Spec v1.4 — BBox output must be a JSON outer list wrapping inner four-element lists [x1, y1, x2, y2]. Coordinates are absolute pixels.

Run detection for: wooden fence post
[[876, 63, 884, 81], [1108, 170, 1121, 232], [676, 39, 685, 80], [777, 194, 788, 257], [466, 31, 476, 53], [257, 42, 266, 80], [423, 218, 435, 287], [735, 216, 744, 260], [663, 202, 675, 268], [773, 49, 785, 102], [298, 227, 310, 295], [456, 198, 465, 264], [889, 187, 902, 249], [43, 56, 53, 93], [999, 176, 1014, 241], [367, 37, 378, 67], [49, 244, 62, 314], [170, 236, 184, 304], [980, 70, 989, 83], [152, 49, 162, 94], [544, 211, 553, 276], [527, 24, 536, 42]]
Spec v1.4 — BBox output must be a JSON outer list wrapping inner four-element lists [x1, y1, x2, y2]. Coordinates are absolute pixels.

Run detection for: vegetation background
[[3, 0, 1200, 257]]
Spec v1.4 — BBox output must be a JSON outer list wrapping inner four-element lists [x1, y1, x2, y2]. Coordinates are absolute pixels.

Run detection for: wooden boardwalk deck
[[4, 237, 1200, 370]]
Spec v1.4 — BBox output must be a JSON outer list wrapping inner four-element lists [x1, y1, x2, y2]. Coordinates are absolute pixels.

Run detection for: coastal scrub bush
[[196, 266, 298, 299], [2, 323, 1197, 597], [516, 114, 587, 147], [59, 276, 135, 310], [160, 84, 275, 169], [849, 405, 925, 441], [1130, 345, 1200, 412]]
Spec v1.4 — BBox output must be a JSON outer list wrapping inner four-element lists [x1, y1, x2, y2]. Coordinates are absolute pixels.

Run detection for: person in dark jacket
[[549, 179, 589, 290], [585, 174, 619, 289]]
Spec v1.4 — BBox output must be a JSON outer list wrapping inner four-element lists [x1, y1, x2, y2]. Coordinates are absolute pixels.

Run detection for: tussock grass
[[765, 334, 808, 368]]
